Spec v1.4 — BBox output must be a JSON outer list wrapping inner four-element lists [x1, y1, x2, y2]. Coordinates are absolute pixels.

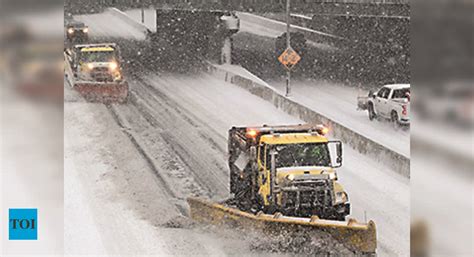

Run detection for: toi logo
[[9, 208, 38, 240]]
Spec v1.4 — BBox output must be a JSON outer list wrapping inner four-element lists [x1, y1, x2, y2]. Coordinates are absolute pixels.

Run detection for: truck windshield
[[273, 143, 330, 168], [80, 51, 115, 63]]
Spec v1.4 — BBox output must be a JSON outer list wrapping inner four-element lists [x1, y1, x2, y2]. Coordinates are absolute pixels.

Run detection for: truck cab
[[229, 125, 350, 220], [70, 43, 123, 82]]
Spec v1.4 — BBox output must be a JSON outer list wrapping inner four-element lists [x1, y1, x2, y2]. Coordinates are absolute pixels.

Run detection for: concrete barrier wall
[[207, 64, 410, 178]]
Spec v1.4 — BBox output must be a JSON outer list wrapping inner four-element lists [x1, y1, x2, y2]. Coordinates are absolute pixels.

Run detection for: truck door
[[376, 87, 390, 117]]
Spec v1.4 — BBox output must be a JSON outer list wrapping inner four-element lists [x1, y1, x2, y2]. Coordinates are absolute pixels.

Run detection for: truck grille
[[281, 180, 334, 216], [91, 67, 113, 82]]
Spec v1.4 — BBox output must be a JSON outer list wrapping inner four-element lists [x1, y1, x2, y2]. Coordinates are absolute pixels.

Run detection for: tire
[[368, 103, 376, 121]]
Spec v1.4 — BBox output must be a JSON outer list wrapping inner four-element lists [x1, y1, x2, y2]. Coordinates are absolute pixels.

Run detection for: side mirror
[[336, 143, 342, 165], [329, 141, 343, 168]]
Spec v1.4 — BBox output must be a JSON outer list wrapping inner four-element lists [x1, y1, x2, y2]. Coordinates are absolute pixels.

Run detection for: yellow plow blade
[[187, 197, 377, 254]]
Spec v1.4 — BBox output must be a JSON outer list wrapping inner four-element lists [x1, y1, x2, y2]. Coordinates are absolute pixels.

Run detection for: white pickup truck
[[358, 84, 410, 126]]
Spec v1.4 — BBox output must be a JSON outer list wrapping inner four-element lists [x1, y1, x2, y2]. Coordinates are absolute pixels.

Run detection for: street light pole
[[141, 0, 145, 24], [285, 0, 291, 97]]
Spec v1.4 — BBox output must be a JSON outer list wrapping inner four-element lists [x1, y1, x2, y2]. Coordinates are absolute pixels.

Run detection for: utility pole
[[141, 0, 145, 24], [285, 0, 291, 97]]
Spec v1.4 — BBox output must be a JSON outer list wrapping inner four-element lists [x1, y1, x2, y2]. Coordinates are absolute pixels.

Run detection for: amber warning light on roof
[[317, 125, 329, 136], [245, 128, 258, 138]]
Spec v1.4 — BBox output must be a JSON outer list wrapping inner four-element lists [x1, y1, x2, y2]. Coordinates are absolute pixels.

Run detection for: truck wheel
[[368, 103, 376, 121]]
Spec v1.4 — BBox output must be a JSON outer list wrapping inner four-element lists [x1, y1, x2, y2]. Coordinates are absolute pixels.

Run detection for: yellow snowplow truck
[[228, 124, 349, 220], [64, 43, 128, 103], [187, 124, 377, 254]]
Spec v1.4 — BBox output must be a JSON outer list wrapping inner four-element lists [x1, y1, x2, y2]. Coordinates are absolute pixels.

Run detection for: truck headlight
[[335, 192, 348, 204], [86, 63, 94, 70], [109, 62, 118, 71], [322, 171, 337, 180], [83, 27, 89, 33], [286, 174, 295, 181], [67, 28, 74, 34]]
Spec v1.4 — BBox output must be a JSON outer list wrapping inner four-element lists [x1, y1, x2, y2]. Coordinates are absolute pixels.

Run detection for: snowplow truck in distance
[[228, 124, 350, 220], [64, 43, 128, 103]]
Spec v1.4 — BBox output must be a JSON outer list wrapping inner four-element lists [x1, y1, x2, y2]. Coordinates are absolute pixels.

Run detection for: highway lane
[[69, 10, 410, 256]]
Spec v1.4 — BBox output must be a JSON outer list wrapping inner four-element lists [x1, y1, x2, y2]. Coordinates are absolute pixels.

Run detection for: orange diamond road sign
[[278, 47, 301, 70]]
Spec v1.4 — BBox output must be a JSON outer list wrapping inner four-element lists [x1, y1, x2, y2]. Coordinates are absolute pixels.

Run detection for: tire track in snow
[[127, 76, 231, 200], [108, 104, 190, 216]]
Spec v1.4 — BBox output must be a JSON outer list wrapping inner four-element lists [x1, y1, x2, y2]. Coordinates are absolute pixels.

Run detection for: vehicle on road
[[64, 43, 128, 103], [228, 124, 349, 220], [359, 84, 410, 126], [65, 20, 89, 44], [187, 124, 376, 255]]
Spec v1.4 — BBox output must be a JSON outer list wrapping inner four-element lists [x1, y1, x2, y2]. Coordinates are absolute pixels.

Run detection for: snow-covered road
[[137, 73, 410, 256], [64, 9, 410, 256], [65, 100, 289, 257]]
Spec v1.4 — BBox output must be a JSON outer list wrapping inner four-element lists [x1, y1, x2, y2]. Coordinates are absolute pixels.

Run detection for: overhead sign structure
[[278, 47, 301, 70]]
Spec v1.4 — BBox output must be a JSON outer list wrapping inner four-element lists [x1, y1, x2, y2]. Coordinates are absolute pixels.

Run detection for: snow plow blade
[[187, 197, 377, 254], [73, 81, 128, 104]]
